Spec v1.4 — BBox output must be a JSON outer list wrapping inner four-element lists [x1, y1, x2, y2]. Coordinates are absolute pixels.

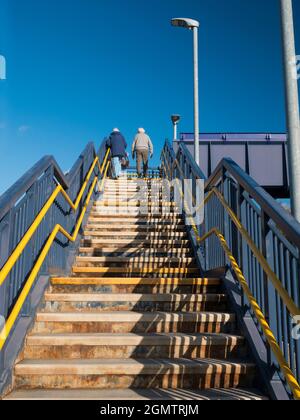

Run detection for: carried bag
[[121, 156, 130, 169]]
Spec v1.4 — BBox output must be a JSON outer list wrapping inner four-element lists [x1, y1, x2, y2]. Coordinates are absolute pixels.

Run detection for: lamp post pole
[[280, 0, 300, 221], [174, 122, 178, 140], [193, 26, 200, 166], [171, 18, 200, 166]]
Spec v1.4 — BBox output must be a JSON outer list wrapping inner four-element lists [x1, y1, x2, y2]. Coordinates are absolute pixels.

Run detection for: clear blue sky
[[0, 0, 299, 194]]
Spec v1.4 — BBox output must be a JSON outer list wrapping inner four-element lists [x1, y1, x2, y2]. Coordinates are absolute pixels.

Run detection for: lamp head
[[171, 115, 181, 124], [171, 18, 200, 29]]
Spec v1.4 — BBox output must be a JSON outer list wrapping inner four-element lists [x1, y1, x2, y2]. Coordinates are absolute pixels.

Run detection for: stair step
[[17, 357, 253, 376], [99, 191, 168, 194], [87, 218, 184, 224], [36, 312, 234, 323], [81, 239, 190, 247], [103, 185, 161, 188], [104, 182, 142, 185], [4, 388, 267, 400], [104, 181, 141, 184], [42, 293, 227, 312], [85, 224, 186, 231], [104, 182, 159, 185], [103, 185, 142, 188], [91, 212, 182, 217], [104, 182, 141, 184], [101, 193, 142, 196], [102, 187, 161, 190], [51, 277, 220, 286], [50, 277, 221, 294], [101, 192, 163, 196], [24, 333, 246, 360], [89, 214, 182, 221], [75, 256, 196, 264], [83, 231, 188, 238], [72, 267, 200, 275], [14, 358, 256, 390], [94, 201, 178, 207], [101, 192, 141, 196], [78, 247, 193, 256], [26, 332, 242, 347], [102, 186, 145, 188], [101, 185, 165, 189], [101, 195, 163, 199], [44, 293, 226, 303], [33, 311, 236, 334], [104, 181, 142, 184]]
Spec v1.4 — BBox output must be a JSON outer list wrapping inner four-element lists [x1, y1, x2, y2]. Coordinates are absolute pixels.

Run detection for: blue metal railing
[[161, 139, 300, 400], [0, 140, 107, 391], [0, 142, 106, 318]]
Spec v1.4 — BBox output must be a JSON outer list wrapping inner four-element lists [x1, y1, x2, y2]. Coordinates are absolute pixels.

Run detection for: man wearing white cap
[[132, 128, 153, 178]]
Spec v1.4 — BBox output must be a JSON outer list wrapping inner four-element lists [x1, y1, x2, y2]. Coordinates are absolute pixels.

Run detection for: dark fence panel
[[174, 133, 289, 198]]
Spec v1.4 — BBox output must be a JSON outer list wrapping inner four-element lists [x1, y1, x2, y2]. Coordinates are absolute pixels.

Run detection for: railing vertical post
[[230, 180, 239, 262], [171, 159, 175, 181], [0, 347, 3, 374], [167, 149, 170, 179], [204, 200, 209, 271], [236, 185, 244, 269], [21, 183, 37, 317], [236, 185, 246, 307], [262, 212, 273, 362], [261, 211, 271, 327], [221, 166, 226, 197], [223, 172, 231, 256], [0, 213, 12, 374], [263, 213, 284, 393], [0, 214, 11, 320]]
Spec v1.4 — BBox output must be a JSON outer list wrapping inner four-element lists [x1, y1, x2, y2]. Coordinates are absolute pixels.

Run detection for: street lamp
[[172, 18, 200, 166], [280, 0, 300, 222], [171, 115, 181, 141]]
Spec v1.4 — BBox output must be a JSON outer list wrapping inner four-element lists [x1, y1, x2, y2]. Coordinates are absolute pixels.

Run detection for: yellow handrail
[[162, 151, 300, 316], [161, 154, 300, 399], [201, 228, 300, 400], [0, 148, 110, 288], [0, 150, 111, 350]]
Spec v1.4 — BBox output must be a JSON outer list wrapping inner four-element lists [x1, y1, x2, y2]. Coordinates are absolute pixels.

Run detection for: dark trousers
[[136, 150, 149, 177]]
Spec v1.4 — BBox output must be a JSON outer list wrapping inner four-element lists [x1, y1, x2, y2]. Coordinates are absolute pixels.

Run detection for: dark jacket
[[106, 132, 127, 158]]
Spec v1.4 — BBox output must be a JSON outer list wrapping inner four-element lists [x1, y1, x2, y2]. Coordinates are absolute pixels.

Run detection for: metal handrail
[[0, 142, 95, 221], [0, 150, 109, 288], [198, 228, 300, 400], [161, 140, 300, 399], [188, 187, 299, 317], [163, 156, 300, 399], [162, 139, 300, 264], [206, 158, 300, 249], [0, 146, 111, 350]]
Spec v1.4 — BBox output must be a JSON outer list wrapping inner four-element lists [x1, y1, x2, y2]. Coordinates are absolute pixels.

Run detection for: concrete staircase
[[6, 178, 266, 400]]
